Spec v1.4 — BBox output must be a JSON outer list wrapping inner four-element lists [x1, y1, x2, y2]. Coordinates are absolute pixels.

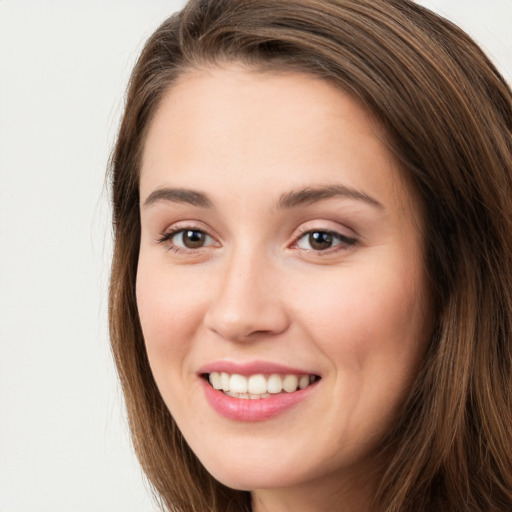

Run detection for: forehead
[[142, 66, 384, 160], [140, 65, 416, 216]]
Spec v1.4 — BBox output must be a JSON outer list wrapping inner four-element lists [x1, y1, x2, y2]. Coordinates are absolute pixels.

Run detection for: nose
[[203, 250, 290, 343]]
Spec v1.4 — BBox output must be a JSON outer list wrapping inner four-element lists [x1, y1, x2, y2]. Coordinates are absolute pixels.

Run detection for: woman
[[108, 0, 512, 510]]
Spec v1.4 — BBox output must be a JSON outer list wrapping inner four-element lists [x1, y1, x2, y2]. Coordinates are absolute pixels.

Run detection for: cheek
[[295, 257, 430, 392], [295, 263, 430, 453], [135, 260, 207, 373], [135, 260, 214, 425]]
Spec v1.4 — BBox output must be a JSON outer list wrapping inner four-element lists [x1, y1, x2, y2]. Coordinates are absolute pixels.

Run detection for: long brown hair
[[108, 1, 512, 510]]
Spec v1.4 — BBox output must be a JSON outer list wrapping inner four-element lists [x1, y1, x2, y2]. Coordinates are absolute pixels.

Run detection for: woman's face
[[137, 66, 432, 503]]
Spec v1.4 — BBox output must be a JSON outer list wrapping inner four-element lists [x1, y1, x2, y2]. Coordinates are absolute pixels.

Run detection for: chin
[[199, 455, 302, 491]]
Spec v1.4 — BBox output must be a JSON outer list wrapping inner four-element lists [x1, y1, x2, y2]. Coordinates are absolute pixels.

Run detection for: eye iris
[[183, 230, 206, 248], [309, 231, 333, 250]]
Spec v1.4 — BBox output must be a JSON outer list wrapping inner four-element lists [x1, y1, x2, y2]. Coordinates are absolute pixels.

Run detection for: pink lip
[[200, 377, 319, 422], [198, 360, 316, 376]]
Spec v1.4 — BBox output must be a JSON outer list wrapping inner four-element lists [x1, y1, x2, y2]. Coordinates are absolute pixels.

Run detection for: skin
[[136, 66, 433, 512]]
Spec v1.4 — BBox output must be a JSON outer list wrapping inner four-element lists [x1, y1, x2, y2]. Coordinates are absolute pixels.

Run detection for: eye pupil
[[309, 231, 333, 250], [183, 230, 205, 248]]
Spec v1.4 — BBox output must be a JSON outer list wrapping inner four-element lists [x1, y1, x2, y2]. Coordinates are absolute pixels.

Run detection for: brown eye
[[296, 230, 357, 252], [308, 231, 334, 250], [158, 226, 218, 253], [178, 229, 208, 248]]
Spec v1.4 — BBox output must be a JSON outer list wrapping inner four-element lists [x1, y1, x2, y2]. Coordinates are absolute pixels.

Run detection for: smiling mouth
[[203, 372, 320, 399]]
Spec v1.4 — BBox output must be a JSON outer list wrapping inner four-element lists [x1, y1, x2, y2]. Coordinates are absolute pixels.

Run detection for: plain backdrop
[[0, 1, 510, 511]]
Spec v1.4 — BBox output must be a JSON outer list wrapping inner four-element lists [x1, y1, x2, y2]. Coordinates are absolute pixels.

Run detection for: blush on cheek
[[136, 268, 208, 364], [304, 266, 427, 362]]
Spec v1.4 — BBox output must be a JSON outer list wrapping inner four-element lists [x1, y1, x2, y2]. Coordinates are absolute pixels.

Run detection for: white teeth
[[208, 371, 317, 397], [209, 372, 222, 389], [229, 374, 248, 393], [248, 374, 267, 394], [266, 374, 281, 393], [221, 372, 230, 391], [282, 374, 299, 393], [299, 375, 310, 389]]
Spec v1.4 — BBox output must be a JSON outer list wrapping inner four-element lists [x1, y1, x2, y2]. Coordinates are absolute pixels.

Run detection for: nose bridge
[[204, 242, 289, 342]]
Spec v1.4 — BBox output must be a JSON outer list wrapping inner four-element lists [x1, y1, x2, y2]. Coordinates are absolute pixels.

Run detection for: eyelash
[[156, 226, 357, 255], [292, 228, 357, 254], [156, 227, 216, 254]]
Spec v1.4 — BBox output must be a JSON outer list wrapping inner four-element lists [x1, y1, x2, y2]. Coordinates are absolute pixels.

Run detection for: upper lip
[[198, 360, 319, 376]]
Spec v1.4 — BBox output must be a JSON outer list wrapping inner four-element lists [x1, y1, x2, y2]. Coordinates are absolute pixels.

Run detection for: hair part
[[109, 1, 512, 510]]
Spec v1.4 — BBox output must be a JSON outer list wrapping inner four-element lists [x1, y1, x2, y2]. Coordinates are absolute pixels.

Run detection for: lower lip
[[201, 378, 317, 422]]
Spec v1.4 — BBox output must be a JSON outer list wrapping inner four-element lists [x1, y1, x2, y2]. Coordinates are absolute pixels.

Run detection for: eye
[[174, 229, 212, 249], [158, 227, 217, 252], [295, 230, 356, 252]]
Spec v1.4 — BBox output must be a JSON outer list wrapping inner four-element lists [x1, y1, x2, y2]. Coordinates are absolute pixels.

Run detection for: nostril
[[203, 279, 291, 342]]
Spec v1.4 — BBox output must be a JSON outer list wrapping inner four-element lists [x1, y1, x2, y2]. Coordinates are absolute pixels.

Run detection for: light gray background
[[0, 1, 510, 511]]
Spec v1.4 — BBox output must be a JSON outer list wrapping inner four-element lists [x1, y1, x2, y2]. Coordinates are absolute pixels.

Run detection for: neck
[[251, 466, 377, 512]]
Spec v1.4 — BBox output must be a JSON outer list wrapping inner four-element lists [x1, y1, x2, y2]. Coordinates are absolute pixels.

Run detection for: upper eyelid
[[292, 229, 357, 247], [156, 227, 219, 255], [291, 222, 358, 240], [158, 221, 216, 238], [159, 226, 217, 243]]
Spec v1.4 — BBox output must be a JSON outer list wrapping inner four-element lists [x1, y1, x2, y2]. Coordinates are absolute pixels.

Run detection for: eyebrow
[[142, 184, 383, 210], [278, 185, 383, 209], [143, 187, 212, 208]]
